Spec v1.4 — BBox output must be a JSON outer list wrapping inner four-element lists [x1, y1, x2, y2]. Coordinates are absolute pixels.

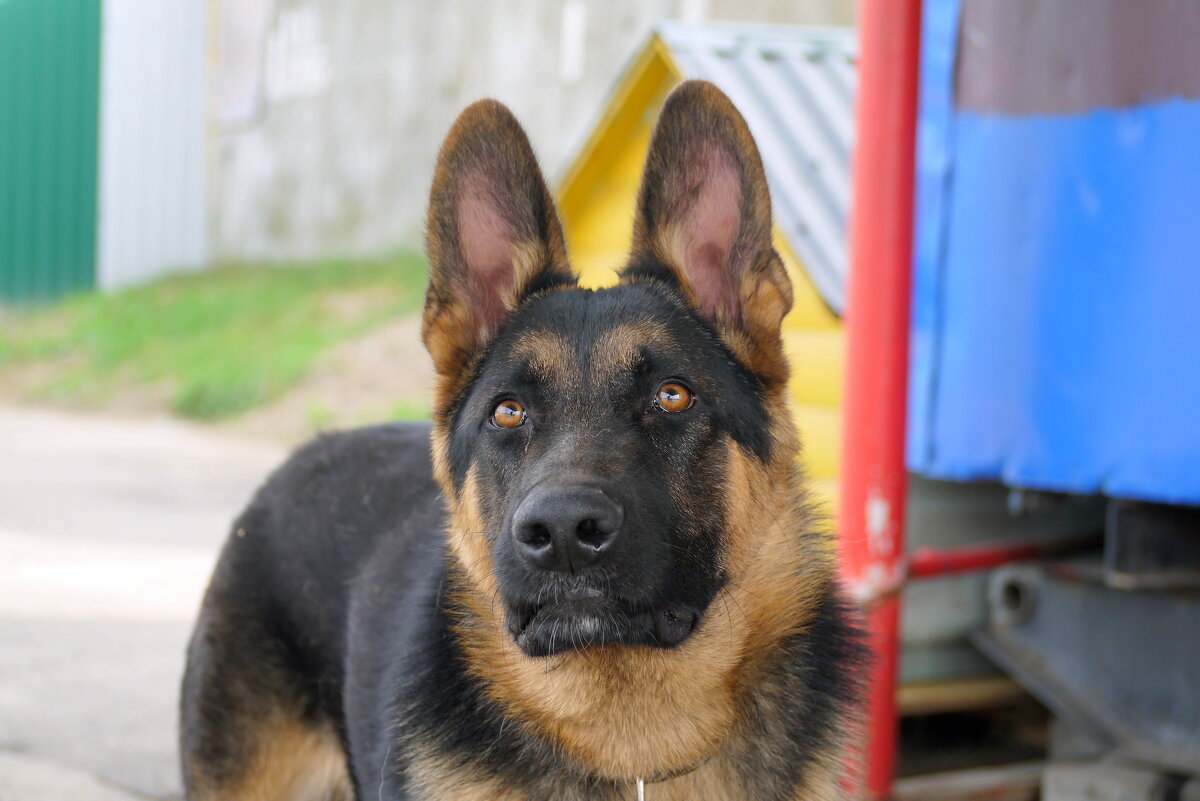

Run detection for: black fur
[[181, 83, 863, 801], [182, 417, 862, 799], [180, 284, 863, 799]]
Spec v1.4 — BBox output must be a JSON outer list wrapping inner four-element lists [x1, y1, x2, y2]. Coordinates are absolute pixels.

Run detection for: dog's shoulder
[[207, 420, 444, 623], [254, 421, 436, 508], [236, 421, 439, 541]]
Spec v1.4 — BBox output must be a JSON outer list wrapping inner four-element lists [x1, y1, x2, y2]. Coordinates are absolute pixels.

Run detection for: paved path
[[0, 407, 285, 800]]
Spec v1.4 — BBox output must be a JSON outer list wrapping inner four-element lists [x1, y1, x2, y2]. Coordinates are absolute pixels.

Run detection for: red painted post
[[838, 0, 923, 797]]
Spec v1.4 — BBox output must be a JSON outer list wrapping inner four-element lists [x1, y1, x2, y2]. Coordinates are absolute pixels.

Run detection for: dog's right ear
[[423, 100, 575, 397]]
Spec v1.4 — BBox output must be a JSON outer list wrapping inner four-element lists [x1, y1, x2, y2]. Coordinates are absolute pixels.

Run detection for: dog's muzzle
[[501, 482, 702, 657]]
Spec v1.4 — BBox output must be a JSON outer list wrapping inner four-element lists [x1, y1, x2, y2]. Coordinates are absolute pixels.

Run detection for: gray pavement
[[0, 407, 286, 800]]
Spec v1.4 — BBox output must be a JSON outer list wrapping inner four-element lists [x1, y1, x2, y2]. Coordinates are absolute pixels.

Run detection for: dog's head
[[423, 81, 797, 659]]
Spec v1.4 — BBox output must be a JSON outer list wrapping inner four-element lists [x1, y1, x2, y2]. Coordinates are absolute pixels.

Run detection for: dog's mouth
[[507, 588, 700, 657]]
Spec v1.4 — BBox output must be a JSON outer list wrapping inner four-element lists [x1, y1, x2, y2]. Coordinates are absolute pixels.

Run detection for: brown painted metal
[[957, 0, 1200, 114]]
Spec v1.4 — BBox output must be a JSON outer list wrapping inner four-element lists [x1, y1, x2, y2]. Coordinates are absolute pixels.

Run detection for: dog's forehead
[[497, 285, 696, 384]]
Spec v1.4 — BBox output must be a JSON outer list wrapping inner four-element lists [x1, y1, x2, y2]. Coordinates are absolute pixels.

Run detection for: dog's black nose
[[512, 485, 623, 572]]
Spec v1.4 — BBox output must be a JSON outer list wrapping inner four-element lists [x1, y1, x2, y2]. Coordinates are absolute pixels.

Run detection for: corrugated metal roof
[[657, 21, 857, 314]]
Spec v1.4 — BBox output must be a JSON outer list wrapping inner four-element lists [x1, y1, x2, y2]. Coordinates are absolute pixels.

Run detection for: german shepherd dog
[[180, 80, 863, 801]]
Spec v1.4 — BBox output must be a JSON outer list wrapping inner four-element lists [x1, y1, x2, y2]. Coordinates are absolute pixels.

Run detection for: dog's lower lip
[[654, 605, 699, 647], [508, 590, 604, 635], [508, 606, 537, 636]]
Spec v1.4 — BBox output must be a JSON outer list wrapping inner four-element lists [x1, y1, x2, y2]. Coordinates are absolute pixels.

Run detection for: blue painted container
[[908, 0, 1200, 506]]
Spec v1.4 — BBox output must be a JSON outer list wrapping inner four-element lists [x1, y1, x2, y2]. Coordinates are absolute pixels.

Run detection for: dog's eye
[[654, 382, 694, 413], [491, 399, 527, 428]]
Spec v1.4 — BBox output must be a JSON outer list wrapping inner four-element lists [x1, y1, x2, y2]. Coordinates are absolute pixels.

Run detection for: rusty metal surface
[[975, 564, 1200, 773], [1104, 500, 1200, 590], [957, 0, 1200, 114], [893, 761, 1043, 801]]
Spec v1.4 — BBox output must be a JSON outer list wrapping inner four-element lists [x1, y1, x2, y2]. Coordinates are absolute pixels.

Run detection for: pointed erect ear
[[623, 80, 793, 383], [422, 99, 575, 388]]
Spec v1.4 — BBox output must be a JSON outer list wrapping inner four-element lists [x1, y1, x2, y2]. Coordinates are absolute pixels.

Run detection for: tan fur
[[190, 714, 351, 801], [409, 750, 836, 801], [408, 750, 534, 801], [510, 328, 578, 384], [446, 466, 502, 602], [784, 753, 846, 801], [428, 389, 849, 800], [590, 321, 672, 376], [641, 748, 841, 801]]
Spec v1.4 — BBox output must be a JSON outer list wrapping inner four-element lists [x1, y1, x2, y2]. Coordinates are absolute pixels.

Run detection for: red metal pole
[[907, 533, 1102, 579], [908, 542, 1045, 579], [838, 0, 922, 797]]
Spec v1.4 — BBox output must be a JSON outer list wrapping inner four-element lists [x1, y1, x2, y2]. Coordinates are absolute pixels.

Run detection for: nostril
[[575, 518, 610, 550], [522, 523, 552, 549], [511, 485, 623, 572]]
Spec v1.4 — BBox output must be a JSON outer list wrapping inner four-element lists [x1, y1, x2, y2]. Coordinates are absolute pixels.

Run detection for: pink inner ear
[[681, 149, 742, 322], [458, 189, 516, 333]]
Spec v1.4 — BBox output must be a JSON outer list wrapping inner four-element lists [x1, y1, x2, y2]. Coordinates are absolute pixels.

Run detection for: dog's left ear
[[423, 99, 576, 395], [623, 80, 793, 383]]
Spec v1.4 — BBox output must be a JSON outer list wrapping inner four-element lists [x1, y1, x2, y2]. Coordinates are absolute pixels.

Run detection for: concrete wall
[[210, 0, 855, 262]]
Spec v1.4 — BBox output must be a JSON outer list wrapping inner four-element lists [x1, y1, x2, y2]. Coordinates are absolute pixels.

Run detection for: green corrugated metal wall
[[0, 0, 102, 303]]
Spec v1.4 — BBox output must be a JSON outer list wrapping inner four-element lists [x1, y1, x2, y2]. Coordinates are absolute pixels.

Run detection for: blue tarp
[[908, 0, 1200, 506]]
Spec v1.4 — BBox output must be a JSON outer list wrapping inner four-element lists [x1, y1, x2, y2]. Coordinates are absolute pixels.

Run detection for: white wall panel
[[98, 0, 208, 289]]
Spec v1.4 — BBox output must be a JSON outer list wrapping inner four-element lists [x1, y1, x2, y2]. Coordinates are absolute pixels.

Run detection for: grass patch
[[0, 252, 429, 419], [388, 398, 431, 421]]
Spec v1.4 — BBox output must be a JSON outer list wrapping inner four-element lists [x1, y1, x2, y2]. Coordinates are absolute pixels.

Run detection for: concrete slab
[[0, 407, 285, 799], [0, 752, 145, 801]]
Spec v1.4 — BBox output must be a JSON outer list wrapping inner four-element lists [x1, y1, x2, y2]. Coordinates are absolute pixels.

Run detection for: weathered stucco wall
[[210, 0, 854, 262]]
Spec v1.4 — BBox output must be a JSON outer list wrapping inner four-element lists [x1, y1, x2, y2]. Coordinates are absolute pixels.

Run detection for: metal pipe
[[908, 543, 1047, 579], [908, 534, 1102, 579], [837, 0, 922, 795]]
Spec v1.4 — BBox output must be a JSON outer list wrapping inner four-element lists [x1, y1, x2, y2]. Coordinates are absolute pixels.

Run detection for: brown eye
[[655, 382, 693, 413], [492, 399, 526, 428]]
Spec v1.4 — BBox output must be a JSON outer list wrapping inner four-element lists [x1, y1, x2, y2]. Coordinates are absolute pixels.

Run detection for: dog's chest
[[407, 755, 837, 801]]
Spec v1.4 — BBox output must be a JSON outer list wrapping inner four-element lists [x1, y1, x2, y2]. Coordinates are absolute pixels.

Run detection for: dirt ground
[[226, 314, 437, 444]]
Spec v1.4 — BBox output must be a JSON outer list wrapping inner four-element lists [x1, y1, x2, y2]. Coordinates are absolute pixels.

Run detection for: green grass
[[0, 252, 429, 419]]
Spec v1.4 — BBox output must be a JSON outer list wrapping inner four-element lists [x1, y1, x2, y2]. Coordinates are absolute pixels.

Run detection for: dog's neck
[[443, 485, 837, 791], [431, 569, 849, 801]]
